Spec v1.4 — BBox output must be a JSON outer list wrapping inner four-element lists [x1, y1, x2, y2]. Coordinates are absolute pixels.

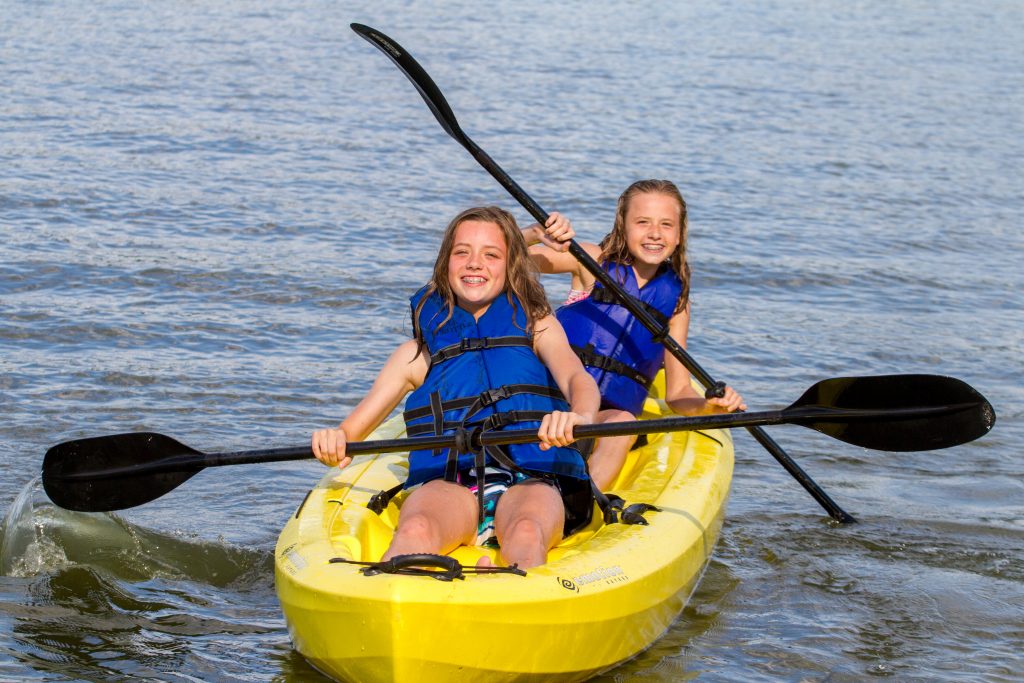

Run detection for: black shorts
[[456, 465, 593, 539]]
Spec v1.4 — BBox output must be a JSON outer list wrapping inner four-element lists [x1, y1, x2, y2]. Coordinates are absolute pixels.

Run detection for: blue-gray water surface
[[2, 1, 1021, 681]]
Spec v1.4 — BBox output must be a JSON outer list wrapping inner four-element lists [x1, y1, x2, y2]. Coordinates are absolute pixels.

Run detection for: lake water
[[2, 1, 1021, 680]]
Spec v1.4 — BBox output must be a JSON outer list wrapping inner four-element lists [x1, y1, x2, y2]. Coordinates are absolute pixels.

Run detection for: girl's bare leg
[[381, 479, 478, 560], [586, 408, 638, 490], [493, 479, 565, 569]]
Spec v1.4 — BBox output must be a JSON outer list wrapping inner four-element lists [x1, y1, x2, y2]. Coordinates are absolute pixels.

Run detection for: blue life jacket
[[402, 287, 588, 488], [556, 262, 683, 415]]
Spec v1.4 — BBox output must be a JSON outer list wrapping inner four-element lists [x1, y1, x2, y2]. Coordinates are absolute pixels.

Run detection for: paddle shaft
[[52, 402, 970, 484]]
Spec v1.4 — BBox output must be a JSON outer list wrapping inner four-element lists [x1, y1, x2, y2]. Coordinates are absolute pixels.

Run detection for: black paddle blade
[[350, 23, 463, 142], [43, 432, 204, 512], [790, 374, 996, 451]]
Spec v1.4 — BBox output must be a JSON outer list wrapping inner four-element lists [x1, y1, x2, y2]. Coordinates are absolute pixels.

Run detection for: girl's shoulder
[[581, 241, 604, 261], [391, 338, 430, 376], [530, 312, 566, 337]]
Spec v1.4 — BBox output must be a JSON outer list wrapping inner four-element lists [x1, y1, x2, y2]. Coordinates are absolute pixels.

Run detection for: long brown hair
[[598, 179, 691, 313], [413, 206, 552, 344]]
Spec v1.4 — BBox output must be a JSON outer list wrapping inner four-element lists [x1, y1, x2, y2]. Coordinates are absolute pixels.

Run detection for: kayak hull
[[275, 381, 733, 681]]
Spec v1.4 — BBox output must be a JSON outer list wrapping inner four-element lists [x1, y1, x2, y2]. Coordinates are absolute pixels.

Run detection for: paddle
[[43, 374, 994, 513], [350, 24, 860, 523]]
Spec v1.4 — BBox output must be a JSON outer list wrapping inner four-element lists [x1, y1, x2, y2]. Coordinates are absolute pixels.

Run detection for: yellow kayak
[[275, 375, 733, 682]]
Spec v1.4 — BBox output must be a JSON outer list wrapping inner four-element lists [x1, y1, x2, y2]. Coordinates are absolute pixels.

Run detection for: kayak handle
[[333, 553, 465, 581]]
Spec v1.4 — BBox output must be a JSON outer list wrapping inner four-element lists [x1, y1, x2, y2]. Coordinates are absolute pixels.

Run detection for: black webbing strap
[[591, 485, 661, 526], [367, 483, 404, 514], [443, 443, 459, 482], [472, 449, 486, 522], [405, 410, 551, 436], [429, 391, 444, 457], [571, 343, 652, 388], [429, 336, 532, 365], [479, 410, 551, 431], [407, 420, 468, 437], [481, 443, 523, 473], [594, 485, 624, 525], [443, 426, 475, 484], [402, 384, 565, 422]]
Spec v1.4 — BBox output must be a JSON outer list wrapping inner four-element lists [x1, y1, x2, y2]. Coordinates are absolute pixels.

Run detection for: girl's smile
[[448, 219, 508, 318]]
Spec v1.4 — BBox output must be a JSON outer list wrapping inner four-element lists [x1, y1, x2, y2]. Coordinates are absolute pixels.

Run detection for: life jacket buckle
[[484, 411, 519, 430], [459, 337, 488, 352], [479, 386, 511, 406]]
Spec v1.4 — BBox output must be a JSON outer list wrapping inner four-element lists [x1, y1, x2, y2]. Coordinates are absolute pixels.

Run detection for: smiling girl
[[524, 179, 745, 490], [312, 206, 600, 569]]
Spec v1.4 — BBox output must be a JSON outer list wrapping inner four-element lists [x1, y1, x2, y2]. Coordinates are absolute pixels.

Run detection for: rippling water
[[2, 1, 1021, 680]]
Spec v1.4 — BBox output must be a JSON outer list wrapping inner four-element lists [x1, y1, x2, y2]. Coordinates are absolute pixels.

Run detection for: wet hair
[[598, 179, 691, 313], [413, 206, 552, 344]]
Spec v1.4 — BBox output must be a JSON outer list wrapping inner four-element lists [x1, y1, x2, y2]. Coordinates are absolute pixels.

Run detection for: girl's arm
[[312, 339, 429, 467], [663, 305, 746, 415], [532, 314, 601, 449], [523, 212, 602, 291]]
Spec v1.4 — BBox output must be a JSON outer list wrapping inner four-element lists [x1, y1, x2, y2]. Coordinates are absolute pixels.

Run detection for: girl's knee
[[499, 517, 555, 569], [394, 512, 440, 545], [502, 516, 547, 547], [597, 408, 634, 424]]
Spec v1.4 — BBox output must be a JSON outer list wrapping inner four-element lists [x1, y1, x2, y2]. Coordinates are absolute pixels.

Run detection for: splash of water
[[0, 476, 266, 585], [0, 476, 54, 576]]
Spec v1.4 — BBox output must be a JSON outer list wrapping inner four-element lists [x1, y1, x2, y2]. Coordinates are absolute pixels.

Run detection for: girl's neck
[[456, 296, 494, 321], [631, 261, 662, 288]]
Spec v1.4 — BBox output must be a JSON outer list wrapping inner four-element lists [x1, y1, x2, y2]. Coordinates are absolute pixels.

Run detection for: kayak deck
[[275, 379, 733, 682]]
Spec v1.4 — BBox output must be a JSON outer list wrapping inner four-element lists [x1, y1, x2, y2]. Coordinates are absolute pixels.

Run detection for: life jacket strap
[[479, 410, 551, 431], [471, 384, 564, 411], [588, 287, 671, 328], [472, 448, 486, 522], [407, 420, 466, 436], [429, 391, 444, 457], [402, 384, 565, 423], [429, 335, 532, 365], [404, 410, 550, 437], [571, 343, 652, 388]]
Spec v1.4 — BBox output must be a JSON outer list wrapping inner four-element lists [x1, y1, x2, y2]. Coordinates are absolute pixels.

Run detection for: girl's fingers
[[709, 387, 746, 413], [538, 411, 581, 449], [312, 428, 348, 466], [313, 429, 331, 464], [538, 414, 553, 450], [544, 212, 575, 244], [724, 387, 746, 412], [539, 413, 562, 448]]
